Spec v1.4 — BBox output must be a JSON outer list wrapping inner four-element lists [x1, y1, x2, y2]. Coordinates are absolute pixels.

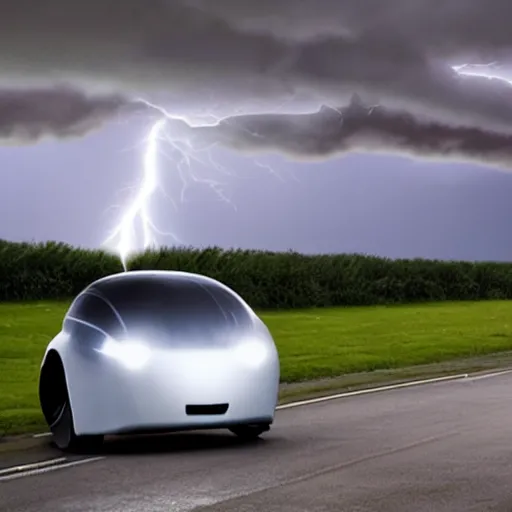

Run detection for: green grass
[[2, 300, 512, 436]]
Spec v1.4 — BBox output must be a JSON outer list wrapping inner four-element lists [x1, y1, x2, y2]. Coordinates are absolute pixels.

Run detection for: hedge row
[[1, 239, 512, 308]]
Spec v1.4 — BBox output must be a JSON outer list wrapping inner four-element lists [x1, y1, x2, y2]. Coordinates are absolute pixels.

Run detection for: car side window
[[65, 292, 124, 337], [66, 293, 87, 320]]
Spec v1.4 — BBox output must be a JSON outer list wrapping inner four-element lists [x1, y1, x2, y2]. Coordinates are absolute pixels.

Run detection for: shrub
[[1, 239, 512, 308]]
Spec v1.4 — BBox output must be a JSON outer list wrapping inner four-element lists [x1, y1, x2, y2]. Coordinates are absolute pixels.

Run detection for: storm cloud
[[2, 0, 512, 166], [0, 86, 129, 144], [160, 96, 512, 171]]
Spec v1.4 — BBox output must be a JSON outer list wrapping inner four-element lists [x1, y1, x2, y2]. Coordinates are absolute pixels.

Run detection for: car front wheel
[[40, 352, 103, 454], [50, 399, 104, 454]]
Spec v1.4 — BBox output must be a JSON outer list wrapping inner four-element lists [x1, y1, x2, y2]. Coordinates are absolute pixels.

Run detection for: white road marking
[[0, 456, 105, 482], [276, 373, 470, 410], [0, 457, 66, 476], [464, 368, 512, 381], [32, 432, 52, 438]]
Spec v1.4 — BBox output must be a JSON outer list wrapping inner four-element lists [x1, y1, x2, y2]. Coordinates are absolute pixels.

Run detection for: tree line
[[1, 240, 511, 308]]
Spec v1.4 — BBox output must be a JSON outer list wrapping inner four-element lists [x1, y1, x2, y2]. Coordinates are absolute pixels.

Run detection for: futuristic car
[[39, 270, 280, 452]]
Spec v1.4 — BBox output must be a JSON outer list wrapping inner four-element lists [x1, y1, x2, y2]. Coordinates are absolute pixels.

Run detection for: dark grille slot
[[185, 403, 229, 415]]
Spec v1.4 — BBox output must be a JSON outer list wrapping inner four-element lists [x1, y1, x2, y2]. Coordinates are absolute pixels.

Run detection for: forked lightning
[[102, 101, 238, 271], [104, 63, 508, 271]]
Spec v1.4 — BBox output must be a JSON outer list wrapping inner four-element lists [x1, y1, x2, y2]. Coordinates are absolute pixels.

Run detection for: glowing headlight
[[234, 340, 268, 368], [96, 338, 152, 370]]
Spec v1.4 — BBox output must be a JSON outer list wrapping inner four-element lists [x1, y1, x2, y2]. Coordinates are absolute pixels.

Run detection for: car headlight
[[233, 339, 268, 368], [95, 337, 152, 370]]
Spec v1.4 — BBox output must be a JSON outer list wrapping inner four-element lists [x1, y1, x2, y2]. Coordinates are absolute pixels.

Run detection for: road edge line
[[0, 457, 105, 482], [276, 372, 470, 410], [0, 456, 67, 476]]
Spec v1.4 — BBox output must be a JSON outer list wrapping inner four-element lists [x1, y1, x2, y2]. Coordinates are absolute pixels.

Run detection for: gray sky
[[1, 1, 512, 262], [1, 118, 511, 262]]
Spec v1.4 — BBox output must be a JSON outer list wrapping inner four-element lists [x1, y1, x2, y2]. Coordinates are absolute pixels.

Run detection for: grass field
[[2, 300, 512, 436]]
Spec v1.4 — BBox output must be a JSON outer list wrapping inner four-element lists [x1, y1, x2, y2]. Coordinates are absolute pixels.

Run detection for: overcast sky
[[1, 1, 512, 262], [1, 123, 510, 262]]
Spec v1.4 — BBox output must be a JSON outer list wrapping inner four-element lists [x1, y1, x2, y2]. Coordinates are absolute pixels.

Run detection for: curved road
[[3, 371, 512, 511]]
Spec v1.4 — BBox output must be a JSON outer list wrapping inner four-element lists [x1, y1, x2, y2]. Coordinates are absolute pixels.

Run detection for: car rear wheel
[[229, 423, 270, 440]]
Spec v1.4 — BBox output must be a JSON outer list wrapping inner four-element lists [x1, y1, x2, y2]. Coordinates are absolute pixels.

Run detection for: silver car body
[[41, 270, 280, 436]]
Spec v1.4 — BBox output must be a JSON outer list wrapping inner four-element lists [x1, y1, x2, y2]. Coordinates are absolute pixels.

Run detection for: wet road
[[3, 371, 512, 511]]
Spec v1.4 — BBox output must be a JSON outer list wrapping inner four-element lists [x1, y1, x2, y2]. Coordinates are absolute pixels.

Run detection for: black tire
[[40, 351, 103, 454], [229, 423, 270, 440], [50, 399, 104, 454]]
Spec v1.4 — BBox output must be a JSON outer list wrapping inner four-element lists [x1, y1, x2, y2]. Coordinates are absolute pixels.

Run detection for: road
[[2, 371, 512, 511]]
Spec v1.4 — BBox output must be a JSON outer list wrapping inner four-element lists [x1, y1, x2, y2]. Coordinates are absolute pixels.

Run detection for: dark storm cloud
[[162, 96, 512, 170], [0, 86, 129, 143], [2, 0, 512, 166]]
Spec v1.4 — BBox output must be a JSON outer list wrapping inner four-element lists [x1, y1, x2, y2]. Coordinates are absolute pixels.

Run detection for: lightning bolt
[[102, 117, 172, 271], [102, 99, 286, 271], [453, 62, 512, 86], [103, 63, 512, 271]]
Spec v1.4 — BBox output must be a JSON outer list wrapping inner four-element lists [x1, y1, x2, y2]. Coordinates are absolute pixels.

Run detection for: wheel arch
[[39, 348, 68, 427]]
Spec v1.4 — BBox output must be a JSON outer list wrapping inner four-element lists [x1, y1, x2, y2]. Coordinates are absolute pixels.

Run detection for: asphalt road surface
[[3, 371, 512, 512]]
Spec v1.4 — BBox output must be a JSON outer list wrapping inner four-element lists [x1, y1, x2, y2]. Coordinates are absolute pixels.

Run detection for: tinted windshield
[[92, 275, 255, 346]]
